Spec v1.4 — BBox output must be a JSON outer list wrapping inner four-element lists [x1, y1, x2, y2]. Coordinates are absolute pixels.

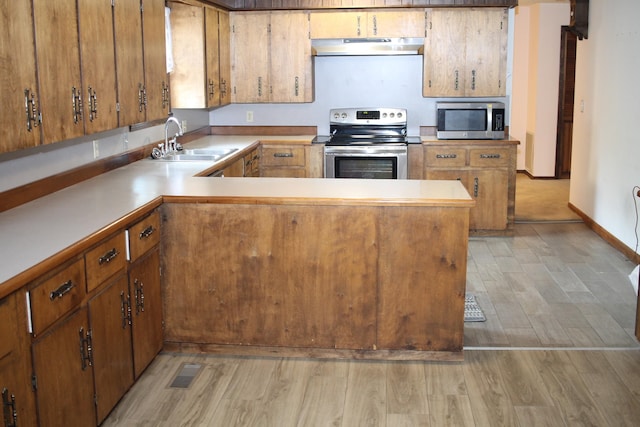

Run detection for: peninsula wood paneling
[[161, 203, 378, 349], [377, 206, 468, 351], [161, 201, 470, 356]]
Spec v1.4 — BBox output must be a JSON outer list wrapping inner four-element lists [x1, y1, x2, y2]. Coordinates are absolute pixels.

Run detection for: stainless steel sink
[[160, 148, 238, 162]]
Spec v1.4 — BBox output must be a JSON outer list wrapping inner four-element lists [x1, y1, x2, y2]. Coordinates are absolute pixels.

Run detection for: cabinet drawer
[[29, 258, 86, 335], [86, 232, 127, 292], [260, 146, 306, 167], [424, 147, 467, 167], [468, 147, 511, 167], [128, 211, 160, 261]]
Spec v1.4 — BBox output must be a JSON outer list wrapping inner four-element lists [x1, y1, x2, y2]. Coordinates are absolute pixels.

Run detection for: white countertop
[[0, 135, 473, 295]]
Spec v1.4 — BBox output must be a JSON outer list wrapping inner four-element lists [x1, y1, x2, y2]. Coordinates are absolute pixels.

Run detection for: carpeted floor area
[[515, 173, 582, 222]]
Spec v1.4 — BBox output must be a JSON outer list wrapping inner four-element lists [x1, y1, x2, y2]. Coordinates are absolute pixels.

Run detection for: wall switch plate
[[246, 111, 254, 122], [92, 140, 99, 159], [181, 120, 187, 132]]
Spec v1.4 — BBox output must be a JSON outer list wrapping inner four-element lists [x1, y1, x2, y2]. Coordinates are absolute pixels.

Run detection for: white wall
[[210, 54, 508, 136], [571, 0, 640, 255], [511, 2, 570, 176]]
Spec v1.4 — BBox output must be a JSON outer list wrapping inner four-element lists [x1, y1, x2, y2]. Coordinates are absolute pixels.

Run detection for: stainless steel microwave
[[436, 102, 505, 140]]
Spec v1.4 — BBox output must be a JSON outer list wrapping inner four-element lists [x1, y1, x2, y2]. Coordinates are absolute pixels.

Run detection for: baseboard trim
[[569, 202, 640, 264]]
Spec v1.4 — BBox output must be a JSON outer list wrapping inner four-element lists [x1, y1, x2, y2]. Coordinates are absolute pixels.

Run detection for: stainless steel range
[[320, 108, 417, 179]]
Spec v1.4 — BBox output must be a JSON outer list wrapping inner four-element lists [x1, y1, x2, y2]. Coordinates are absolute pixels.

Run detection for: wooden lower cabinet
[[260, 144, 307, 177], [162, 202, 470, 356], [0, 291, 37, 427], [419, 141, 517, 235], [32, 307, 96, 427], [88, 274, 134, 424], [129, 248, 163, 379]]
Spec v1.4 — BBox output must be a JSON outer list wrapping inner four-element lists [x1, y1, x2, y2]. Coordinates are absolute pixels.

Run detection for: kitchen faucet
[[164, 116, 184, 155]]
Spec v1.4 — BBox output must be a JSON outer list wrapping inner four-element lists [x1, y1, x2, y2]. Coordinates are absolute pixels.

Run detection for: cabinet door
[[77, 0, 119, 135], [142, 0, 169, 121], [423, 9, 467, 97], [223, 157, 245, 177], [218, 11, 232, 105], [170, 2, 206, 108], [129, 249, 163, 379], [89, 274, 134, 424], [309, 11, 364, 38], [424, 8, 507, 97], [33, 0, 84, 144], [469, 168, 509, 230], [32, 308, 96, 427], [231, 12, 270, 103], [0, 292, 37, 427], [369, 10, 425, 37], [0, 0, 41, 153], [270, 12, 312, 103], [114, 0, 146, 126], [205, 7, 221, 108], [465, 8, 508, 96]]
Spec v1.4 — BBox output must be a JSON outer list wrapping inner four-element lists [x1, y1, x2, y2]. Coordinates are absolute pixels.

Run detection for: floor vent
[[169, 363, 202, 389]]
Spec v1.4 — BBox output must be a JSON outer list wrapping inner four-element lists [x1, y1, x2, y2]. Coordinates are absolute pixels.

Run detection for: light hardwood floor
[[104, 222, 640, 426]]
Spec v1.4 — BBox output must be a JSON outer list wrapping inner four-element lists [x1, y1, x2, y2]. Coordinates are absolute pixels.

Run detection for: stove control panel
[[330, 108, 407, 125]]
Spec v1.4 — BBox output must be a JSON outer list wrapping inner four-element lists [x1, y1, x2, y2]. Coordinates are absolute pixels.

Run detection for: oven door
[[324, 145, 407, 179]]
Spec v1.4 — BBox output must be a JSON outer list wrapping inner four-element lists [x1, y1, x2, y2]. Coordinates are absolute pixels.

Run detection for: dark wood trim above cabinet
[[200, 0, 518, 11]]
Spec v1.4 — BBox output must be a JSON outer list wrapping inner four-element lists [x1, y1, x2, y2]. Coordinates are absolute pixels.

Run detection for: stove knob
[[397, 112, 403, 118], [341, 113, 347, 119], [333, 112, 340, 120], [382, 112, 387, 118], [390, 113, 395, 118]]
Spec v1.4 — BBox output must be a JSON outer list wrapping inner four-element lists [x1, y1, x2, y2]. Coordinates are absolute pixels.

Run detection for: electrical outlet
[[92, 140, 99, 159], [246, 111, 254, 123], [181, 120, 187, 133]]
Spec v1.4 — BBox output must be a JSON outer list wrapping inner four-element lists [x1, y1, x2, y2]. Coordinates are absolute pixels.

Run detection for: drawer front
[[468, 147, 511, 168], [29, 258, 86, 335], [424, 147, 467, 167], [86, 232, 127, 292], [129, 211, 160, 261], [261, 146, 306, 167]]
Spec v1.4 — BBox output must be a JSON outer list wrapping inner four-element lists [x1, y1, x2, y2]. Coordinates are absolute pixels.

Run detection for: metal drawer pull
[[98, 248, 119, 265], [480, 153, 501, 159], [134, 278, 145, 314], [120, 291, 132, 328], [474, 177, 479, 197], [436, 153, 457, 159], [79, 327, 93, 371], [49, 280, 74, 301], [273, 152, 293, 158], [139, 225, 155, 240], [2, 388, 17, 427]]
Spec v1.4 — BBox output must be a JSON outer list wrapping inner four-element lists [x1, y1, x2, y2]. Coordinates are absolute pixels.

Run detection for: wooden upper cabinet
[[424, 8, 508, 97], [205, 7, 222, 108], [0, 0, 41, 153], [170, 3, 230, 108], [77, 0, 119, 135], [33, 0, 84, 144], [231, 11, 311, 103], [114, 0, 146, 126], [269, 12, 312, 103], [218, 11, 232, 105], [231, 12, 270, 103], [310, 9, 425, 38], [310, 11, 364, 38], [142, 0, 170, 121]]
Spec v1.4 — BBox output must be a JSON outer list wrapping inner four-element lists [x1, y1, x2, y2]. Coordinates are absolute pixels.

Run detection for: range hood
[[311, 37, 424, 56]]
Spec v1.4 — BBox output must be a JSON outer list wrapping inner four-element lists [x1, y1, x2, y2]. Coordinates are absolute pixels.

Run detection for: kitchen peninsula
[[0, 135, 473, 425]]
